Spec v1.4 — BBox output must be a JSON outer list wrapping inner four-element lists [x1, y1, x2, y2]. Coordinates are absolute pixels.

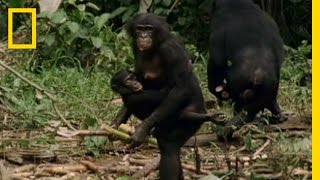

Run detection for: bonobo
[[207, 0, 286, 133], [110, 69, 225, 125], [111, 13, 208, 180]]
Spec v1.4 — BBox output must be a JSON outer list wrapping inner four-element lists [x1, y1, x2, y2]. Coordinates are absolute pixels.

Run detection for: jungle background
[[0, 0, 312, 179]]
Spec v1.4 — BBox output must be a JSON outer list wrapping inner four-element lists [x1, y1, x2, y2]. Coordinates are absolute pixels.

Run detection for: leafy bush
[[282, 40, 312, 87], [32, 2, 133, 72]]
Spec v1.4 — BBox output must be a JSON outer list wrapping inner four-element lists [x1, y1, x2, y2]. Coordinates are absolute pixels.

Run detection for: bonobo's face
[[123, 73, 143, 92], [135, 24, 154, 51], [111, 70, 143, 95]]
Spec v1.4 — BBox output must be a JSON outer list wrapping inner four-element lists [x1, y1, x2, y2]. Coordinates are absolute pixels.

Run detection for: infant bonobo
[[110, 69, 225, 127]]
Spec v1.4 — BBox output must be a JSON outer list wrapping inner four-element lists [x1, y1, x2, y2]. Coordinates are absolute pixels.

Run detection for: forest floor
[[0, 109, 311, 180]]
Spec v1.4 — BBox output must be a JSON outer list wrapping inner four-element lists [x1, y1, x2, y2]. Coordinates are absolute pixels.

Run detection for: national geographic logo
[[8, 8, 36, 49]]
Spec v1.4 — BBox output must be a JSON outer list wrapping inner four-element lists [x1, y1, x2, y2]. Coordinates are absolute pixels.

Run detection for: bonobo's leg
[[221, 102, 261, 140], [157, 137, 183, 180], [207, 28, 227, 97], [266, 99, 288, 123], [180, 112, 226, 125], [110, 106, 131, 128]]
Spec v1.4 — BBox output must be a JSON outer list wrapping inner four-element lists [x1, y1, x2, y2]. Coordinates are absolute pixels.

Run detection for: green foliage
[[84, 126, 109, 157], [34, 2, 133, 71], [278, 41, 312, 114], [282, 40, 312, 85], [0, 67, 119, 128], [115, 176, 131, 180]]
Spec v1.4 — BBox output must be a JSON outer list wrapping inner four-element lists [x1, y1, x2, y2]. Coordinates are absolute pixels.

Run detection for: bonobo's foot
[[206, 112, 227, 125], [268, 112, 290, 124], [130, 123, 150, 147]]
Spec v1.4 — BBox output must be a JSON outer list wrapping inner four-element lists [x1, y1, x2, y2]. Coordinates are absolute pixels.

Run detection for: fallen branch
[[10, 172, 34, 180], [181, 163, 209, 175], [80, 160, 100, 173], [39, 164, 87, 175], [0, 160, 9, 180], [57, 124, 158, 146], [13, 164, 35, 173], [133, 155, 160, 178], [253, 139, 271, 158], [128, 156, 209, 176]]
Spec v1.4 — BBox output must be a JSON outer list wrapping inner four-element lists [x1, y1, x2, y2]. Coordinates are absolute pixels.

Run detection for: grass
[[0, 66, 118, 129], [0, 44, 311, 128]]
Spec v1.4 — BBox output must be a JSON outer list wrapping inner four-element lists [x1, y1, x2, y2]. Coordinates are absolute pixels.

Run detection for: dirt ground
[[0, 112, 311, 180]]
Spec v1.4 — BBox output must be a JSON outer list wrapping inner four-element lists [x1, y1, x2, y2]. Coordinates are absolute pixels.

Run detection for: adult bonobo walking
[[207, 0, 286, 134], [112, 13, 207, 179]]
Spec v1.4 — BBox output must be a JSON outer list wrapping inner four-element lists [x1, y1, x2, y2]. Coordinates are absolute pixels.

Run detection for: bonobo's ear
[[124, 16, 136, 37]]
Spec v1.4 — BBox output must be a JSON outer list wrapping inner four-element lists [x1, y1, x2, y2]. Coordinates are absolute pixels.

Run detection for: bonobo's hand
[[130, 123, 150, 147], [110, 107, 130, 129], [220, 116, 247, 140], [206, 112, 227, 125]]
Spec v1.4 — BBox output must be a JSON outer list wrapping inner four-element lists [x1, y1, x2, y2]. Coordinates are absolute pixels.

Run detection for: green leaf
[[51, 10, 67, 24], [122, 7, 136, 23], [116, 177, 130, 180], [13, 78, 21, 88], [154, 0, 161, 4], [177, 17, 187, 26], [77, 4, 86, 11], [96, 13, 110, 30], [86, 2, 100, 11], [91, 37, 103, 48], [8, 0, 23, 8], [110, 7, 127, 19], [162, 0, 172, 7], [44, 34, 55, 46], [100, 46, 115, 59], [67, 22, 80, 34]]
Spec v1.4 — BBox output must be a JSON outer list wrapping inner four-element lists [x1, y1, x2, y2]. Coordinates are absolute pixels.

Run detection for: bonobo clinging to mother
[[110, 69, 225, 125], [111, 13, 209, 180], [207, 0, 286, 133]]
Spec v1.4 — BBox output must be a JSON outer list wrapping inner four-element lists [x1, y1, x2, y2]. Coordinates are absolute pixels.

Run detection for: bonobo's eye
[[124, 74, 135, 81], [136, 24, 154, 31]]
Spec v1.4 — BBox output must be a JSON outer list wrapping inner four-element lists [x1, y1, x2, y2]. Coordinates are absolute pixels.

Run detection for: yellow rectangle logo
[[8, 8, 37, 49]]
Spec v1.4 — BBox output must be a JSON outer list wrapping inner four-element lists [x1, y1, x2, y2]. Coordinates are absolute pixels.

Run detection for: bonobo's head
[[110, 69, 143, 95], [125, 13, 171, 51]]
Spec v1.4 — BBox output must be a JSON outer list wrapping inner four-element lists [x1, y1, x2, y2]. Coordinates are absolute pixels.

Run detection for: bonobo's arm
[[207, 28, 227, 98], [131, 39, 193, 144], [111, 106, 131, 128]]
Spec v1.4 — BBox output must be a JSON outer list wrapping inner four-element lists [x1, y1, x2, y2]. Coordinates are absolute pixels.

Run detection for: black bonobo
[[110, 69, 224, 124], [111, 13, 208, 180], [207, 0, 286, 135]]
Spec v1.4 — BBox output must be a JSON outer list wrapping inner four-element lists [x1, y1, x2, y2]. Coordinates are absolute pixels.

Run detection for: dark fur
[[207, 0, 285, 134], [111, 69, 225, 124], [112, 13, 207, 180]]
